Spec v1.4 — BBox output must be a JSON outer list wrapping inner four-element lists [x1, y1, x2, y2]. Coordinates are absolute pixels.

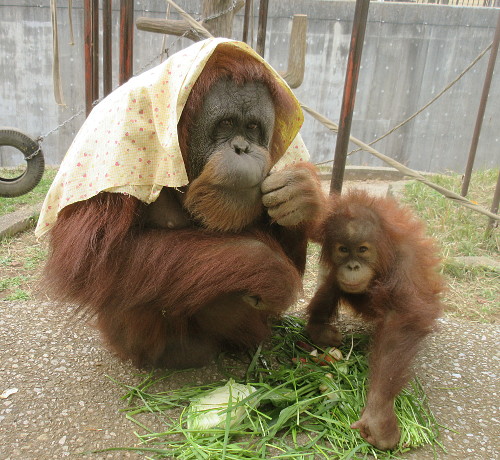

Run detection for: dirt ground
[[1, 180, 499, 459]]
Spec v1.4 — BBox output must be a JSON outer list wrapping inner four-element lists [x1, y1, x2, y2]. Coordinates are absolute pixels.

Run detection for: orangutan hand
[[261, 163, 326, 227], [351, 406, 401, 451]]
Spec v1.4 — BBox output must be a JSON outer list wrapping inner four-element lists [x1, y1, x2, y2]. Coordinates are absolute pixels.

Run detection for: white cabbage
[[187, 379, 258, 431]]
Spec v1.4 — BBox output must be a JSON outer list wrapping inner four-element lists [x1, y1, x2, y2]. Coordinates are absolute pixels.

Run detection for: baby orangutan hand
[[351, 405, 400, 451], [305, 321, 343, 347]]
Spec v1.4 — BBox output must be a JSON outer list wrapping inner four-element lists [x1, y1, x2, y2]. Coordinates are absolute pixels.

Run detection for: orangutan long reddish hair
[[306, 189, 444, 450], [44, 48, 325, 369]]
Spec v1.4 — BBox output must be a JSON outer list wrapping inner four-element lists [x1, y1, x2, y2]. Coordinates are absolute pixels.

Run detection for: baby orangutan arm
[[145, 187, 191, 229], [351, 305, 438, 450], [306, 277, 344, 347]]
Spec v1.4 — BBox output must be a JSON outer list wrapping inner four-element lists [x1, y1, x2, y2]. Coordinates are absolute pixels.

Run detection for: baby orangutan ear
[[261, 162, 327, 228]]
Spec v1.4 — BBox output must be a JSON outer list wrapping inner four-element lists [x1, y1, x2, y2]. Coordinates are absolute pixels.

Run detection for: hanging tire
[[0, 128, 45, 198]]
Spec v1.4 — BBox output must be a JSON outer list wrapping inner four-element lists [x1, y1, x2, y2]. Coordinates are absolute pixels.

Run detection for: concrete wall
[[0, 0, 499, 173]]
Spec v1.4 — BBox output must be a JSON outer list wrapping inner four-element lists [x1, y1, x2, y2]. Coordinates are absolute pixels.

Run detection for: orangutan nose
[[347, 261, 361, 271], [232, 136, 250, 154]]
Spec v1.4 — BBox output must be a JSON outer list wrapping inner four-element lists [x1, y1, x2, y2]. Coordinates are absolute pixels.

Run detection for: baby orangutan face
[[328, 218, 379, 294], [332, 241, 377, 293]]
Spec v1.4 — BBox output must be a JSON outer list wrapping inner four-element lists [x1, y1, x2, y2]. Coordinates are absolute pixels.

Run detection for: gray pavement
[[1, 301, 498, 459]]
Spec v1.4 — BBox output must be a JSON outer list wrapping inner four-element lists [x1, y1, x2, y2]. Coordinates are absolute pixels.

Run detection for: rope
[[302, 104, 499, 222], [159, 3, 171, 63], [50, 0, 65, 106], [344, 41, 494, 158], [152, 6, 498, 222], [40, 8, 197, 142], [165, 0, 213, 40], [202, 0, 240, 23]]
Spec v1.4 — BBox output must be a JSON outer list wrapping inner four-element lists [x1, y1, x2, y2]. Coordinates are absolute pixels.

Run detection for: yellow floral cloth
[[35, 38, 309, 238]]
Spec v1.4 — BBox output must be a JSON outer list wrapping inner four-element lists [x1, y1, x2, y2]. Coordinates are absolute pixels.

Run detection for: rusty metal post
[[485, 170, 500, 236], [256, 0, 269, 57], [84, 0, 101, 115], [119, 0, 134, 85], [83, 0, 95, 116], [330, 0, 370, 194], [102, 0, 112, 97], [461, 11, 500, 197], [91, 0, 99, 102], [84, 0, 93, 116], [242, 0, 252, 44]]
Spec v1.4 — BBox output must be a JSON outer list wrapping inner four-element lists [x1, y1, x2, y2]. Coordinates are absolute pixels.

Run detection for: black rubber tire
[[0, 127, 45, 198]]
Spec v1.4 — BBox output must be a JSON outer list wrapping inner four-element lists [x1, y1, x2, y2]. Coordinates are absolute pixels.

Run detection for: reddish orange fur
[[307, 189, 444, 450], [45, 193, 303, 368], [314, 189, 444, 318], [43, 52, 319, 369], [184, 151, 265, 232]]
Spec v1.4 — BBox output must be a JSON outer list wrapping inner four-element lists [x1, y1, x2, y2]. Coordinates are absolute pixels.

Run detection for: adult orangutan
[[36, 39, 326, 369], [306, 189, 444, 450]]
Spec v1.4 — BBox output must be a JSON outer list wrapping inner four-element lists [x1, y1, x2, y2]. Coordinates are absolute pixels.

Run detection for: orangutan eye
[[358, 245, 369, 253], [247, 122, 258, 130], [339, 246, 349, 253], [219, 119, 233, 128]]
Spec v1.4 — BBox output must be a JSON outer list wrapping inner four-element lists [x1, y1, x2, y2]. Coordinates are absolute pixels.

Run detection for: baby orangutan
[[306, 189, 444, 450]]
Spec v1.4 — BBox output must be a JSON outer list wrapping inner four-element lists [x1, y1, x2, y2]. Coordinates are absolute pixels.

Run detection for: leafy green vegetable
[[103, 316, 442, 459], [187, 380, 258, 431]]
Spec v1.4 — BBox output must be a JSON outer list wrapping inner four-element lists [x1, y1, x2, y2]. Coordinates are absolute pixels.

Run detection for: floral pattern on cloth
[[35, 38, 309, 238]]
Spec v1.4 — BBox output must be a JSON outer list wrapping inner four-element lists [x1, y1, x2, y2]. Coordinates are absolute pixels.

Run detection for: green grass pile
[[105, 317, 442, 459]]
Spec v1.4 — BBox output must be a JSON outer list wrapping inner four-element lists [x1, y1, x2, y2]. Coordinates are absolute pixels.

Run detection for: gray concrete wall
[[0, 0, 498, 173]]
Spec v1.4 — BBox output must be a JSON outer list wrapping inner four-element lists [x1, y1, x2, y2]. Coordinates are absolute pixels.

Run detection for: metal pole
[[256, 0, 269, 57], [119, 0, 134, 85], [91, 0, 99, 103], [84, 0, 93, 116], [102, 0, 112, 97], [485, 170, 500, 236], [330, 0, 370, 194], [242, 0, 252, 44], [461, 11, 500, 197]]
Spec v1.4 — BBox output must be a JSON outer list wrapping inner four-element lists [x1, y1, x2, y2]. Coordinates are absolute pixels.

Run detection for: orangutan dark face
[[184, 78, 276, 231]]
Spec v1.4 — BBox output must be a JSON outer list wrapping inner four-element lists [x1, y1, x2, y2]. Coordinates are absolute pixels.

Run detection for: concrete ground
[[1, 174, 499, 459], [1, 301, 499, 459]]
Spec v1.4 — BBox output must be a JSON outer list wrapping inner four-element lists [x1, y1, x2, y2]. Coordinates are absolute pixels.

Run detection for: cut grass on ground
[[100, 317, 442, 460], [1, 167, 497, 458]]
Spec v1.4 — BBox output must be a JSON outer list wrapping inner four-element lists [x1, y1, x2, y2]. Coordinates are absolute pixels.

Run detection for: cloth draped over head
[[35, 37, 309, 238]]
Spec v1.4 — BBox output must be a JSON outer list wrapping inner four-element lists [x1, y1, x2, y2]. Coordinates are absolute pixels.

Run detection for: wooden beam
[[279, 15, 307, 89]]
